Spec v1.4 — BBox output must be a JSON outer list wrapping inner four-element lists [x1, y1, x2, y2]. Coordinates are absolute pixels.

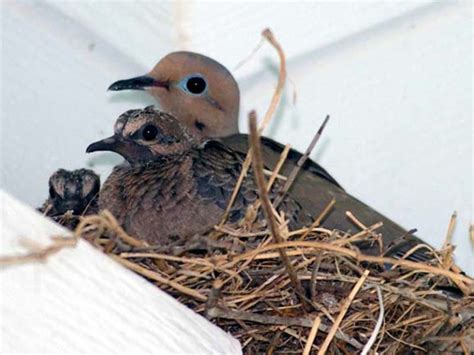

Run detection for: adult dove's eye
[[186, 76, 207, 94], [142, 125, 158, 141]]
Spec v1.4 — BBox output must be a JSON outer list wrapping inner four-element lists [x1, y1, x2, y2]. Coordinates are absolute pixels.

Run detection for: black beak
[[86, 135, 153, 162], [108, 75, 168, 91], [86, 135, 122, 154]]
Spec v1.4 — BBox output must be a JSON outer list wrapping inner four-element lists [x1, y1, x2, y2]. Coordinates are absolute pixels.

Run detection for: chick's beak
[[86, 135, 153, 162], [108, 75, 168, 91], [86, 135, 123, 154]]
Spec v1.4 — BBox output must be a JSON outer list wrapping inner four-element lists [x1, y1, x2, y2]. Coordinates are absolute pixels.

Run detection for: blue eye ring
[[179, 74, 207, 95]]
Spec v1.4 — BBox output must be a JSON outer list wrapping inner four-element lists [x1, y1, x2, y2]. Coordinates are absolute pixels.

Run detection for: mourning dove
[[86, 106, 312, 245], [108, 52, 430, 260]]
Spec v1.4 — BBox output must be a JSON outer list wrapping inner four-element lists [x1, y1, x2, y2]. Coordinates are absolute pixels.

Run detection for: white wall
[[1, 1, 472, 272]]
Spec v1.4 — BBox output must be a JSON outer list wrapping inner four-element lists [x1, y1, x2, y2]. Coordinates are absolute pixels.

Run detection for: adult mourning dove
[[108, 52, 429, 260]]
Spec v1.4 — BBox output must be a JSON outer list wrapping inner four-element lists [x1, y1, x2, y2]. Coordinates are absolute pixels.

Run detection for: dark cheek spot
[[195, 120, 206, 131]]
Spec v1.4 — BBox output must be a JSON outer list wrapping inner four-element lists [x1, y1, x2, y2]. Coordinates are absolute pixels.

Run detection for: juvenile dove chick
[[108, 52, 430, 260], [39, 169, 100, 229], [86, 106, 312, 245]]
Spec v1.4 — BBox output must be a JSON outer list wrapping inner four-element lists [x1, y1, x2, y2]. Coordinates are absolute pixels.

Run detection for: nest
[[3, 198, 472, 353], [68, 195, 473, 354], [71, 31, 473, 349], [3, 29, 472, 354]]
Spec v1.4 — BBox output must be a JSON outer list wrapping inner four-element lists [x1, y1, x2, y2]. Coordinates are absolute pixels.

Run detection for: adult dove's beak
[[108, 75, 169, 91]]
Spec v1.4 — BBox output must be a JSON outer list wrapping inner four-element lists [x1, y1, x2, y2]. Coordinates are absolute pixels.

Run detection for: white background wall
[[1, 1, 472, 272]]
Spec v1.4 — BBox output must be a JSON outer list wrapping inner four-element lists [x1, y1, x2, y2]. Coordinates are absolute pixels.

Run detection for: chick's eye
[[142, 125, 158, 141], [186, 76, 207, 94], [49, 186, 58, 199]]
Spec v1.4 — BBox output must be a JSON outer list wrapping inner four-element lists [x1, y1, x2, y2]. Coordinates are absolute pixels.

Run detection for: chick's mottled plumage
[[87, 107, 311, 245], [39, 168, 100, 229]]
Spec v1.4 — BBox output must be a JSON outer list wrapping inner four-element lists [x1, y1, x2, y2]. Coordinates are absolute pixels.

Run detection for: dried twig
[[274, 115, 330, 208], [361, 286, 384, 355], [266, 144, 291, 191], [303, 316, 321, 355], [301, 198, 336, 240], [259, 28, 286, 133], [333, 222, 383, 248], [441, 211, 457, 269], [229, 241, 473, 289], [111, 255, 207, 301], [207, 307, 363, 349], [248, 111, 309, 308], [318, 270, 370, 354], [0, 237, 76, 266], [443, 211, 457, 248]]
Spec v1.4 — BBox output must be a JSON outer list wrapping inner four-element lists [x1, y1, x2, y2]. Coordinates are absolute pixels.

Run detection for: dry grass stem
[[303, 316, 321, 355], [0, 236, 76, 266], [111, 255, 207, 301], [318, 270, 370, 354], [259, 28, 286, 133], [249, 111, 308, 308], [274, 115, 330, 208], [361, 286, 384, 355], [301, 198, 336, 240]]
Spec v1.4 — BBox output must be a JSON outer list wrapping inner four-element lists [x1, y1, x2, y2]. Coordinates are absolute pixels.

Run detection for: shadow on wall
[[107, 90, 156, 107], [86, 153, 123, 170]]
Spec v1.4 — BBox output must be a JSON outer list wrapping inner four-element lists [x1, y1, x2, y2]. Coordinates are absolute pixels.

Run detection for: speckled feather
[[99, 137, 312, 245], [88, 107, 312, 245]]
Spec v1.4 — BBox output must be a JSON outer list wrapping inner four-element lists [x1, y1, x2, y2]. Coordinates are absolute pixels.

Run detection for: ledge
[[0, 190, 241, 353]]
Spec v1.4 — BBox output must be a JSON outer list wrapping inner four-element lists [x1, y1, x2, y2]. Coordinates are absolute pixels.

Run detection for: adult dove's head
[[108, 51, 240, 139]]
